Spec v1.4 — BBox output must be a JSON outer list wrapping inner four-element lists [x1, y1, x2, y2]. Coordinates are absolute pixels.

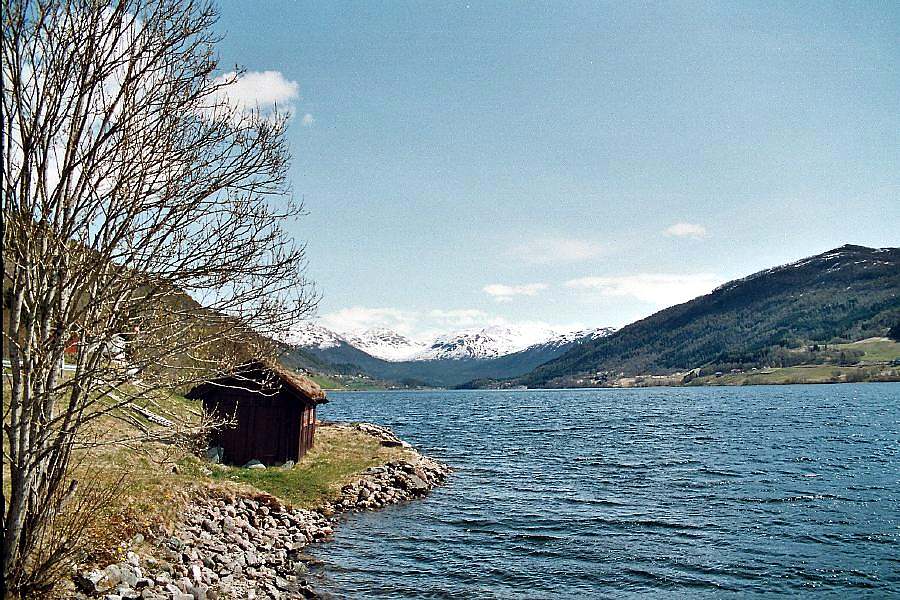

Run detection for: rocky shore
[[70, 423, 450, 600]]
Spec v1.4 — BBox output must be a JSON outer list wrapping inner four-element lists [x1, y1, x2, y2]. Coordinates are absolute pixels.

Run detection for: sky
[[212, 1, 899, 342]]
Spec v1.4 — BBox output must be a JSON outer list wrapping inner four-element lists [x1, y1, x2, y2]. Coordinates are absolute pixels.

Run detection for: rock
[[243, 459, 266, 469], [406, 474, 429, 494], [76, 569, 115, 594], [205, 446, 224, 464], [103, 564, 135, 587], [135, 577, 154, 589], [117, 585, 141, 599], [281, 460, 295, 470]]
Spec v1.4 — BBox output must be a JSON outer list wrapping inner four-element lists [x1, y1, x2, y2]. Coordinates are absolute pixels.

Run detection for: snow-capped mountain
[[285, 322, 347, 349], [343, 328, 428, 362], [289, 322, 615, 363], [415, 325, 555, 361], [284, 322, 618, 387], [525, 327, 616, 351]]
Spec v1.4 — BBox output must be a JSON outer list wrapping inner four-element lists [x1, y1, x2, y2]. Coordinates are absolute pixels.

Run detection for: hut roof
[[186, 360, 327, 404]]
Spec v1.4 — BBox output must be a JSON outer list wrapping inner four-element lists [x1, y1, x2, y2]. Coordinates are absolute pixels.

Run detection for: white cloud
[[301, 113, 315, 126], [664, 222, 707, 239], [483, 283, 548, 303], [428, 308, 489, 327], [510, 237, 605, 264], [565, 273, 723, 306], [213, 70, 299, 113], [319, 306, 417, 336]]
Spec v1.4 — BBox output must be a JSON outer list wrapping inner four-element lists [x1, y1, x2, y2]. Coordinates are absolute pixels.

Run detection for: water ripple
[[309, 384, 900, 598]]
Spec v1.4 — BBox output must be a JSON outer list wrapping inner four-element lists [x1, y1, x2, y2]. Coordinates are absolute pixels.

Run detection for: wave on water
[[309, 384, 900, 598]]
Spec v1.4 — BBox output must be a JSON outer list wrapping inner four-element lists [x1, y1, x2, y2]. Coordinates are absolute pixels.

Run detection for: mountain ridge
[[510, 244, 899, 388], [284, 324, 615, 387]]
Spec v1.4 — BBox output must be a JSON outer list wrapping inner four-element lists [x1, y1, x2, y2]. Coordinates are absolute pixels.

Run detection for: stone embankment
[[71, 423, 450, 600]]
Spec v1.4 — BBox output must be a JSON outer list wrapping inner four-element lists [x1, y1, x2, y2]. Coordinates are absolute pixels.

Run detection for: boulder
[[243, 460, 266, 470], [77, 569, 115, 594], [205, 447, 224, 464]]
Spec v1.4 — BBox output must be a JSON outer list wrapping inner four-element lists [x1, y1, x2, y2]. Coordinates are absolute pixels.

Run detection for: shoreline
[[322, 377, 900, 392], [70, 423, 451, 600]]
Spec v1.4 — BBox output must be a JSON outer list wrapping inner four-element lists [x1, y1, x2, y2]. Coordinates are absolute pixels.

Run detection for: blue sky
[[213, 1, 898, 340]]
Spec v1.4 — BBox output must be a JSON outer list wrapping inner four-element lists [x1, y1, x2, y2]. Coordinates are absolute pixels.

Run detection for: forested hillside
[[516, 245, 899, 387]]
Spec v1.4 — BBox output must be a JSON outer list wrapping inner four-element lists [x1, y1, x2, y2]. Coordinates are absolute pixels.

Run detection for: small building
[[186, 361, 327, 466]]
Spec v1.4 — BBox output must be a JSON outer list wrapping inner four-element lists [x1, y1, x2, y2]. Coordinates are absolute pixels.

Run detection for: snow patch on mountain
[[285, 322, 347, 349], [343, 328, 428, 361], [289, 322, 617, 362], [413, 325, 552, 361], [528, 327, 617, 350]]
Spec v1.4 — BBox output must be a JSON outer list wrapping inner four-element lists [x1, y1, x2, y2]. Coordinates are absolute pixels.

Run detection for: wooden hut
[[186, 361, 327, 466]]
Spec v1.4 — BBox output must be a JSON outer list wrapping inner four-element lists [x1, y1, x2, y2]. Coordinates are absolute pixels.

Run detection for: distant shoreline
[[321, 375, 900, 392]]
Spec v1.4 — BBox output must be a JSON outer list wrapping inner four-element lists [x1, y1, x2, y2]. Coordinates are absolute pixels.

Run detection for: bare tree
[[1, 0, 317, 594]]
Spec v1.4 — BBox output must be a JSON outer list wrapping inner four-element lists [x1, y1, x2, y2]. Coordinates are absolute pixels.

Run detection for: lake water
[[309, 384, 899, 598]]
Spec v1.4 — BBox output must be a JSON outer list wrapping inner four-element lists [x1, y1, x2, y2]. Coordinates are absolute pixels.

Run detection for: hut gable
[[186, 361, 326, 466]]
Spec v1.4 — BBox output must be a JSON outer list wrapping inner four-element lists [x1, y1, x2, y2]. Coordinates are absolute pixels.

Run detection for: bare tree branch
[[1, 1, 317, 594]]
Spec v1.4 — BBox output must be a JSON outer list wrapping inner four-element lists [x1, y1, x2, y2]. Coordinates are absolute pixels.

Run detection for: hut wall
[[296, 405, 316, 459], [204, 388, 316, 466]]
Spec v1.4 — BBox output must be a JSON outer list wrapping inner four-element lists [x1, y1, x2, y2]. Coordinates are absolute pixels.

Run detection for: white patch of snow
[[343, 328, 428, 361], [285, 322, 347, 349], [290, 323, 618, 362]]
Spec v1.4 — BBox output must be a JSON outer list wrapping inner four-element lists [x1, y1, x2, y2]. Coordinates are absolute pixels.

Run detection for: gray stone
[[135, 577, 154, 589], [117, 585, 141, 599], [243, 459, 266, 469], [205, 446, 223, 464], [76, 569, 115, 594]]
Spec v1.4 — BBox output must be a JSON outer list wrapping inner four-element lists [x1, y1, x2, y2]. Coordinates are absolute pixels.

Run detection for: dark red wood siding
[[203, 388, 317, 466]]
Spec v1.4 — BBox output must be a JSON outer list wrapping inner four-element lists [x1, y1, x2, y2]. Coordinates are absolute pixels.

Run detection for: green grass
[[207, 424, 411, 508], [690, 364, 897, 386], [831, 338, 900, 362], [307, 373, 384, 391]]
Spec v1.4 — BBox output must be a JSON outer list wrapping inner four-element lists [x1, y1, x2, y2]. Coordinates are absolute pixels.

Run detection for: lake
[[308, 384, 899, 598]]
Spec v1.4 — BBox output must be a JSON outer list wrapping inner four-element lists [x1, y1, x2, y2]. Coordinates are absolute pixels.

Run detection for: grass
[[831, 337, 900, 363], [307, 373, 384, 391], [690, 364, 898, 386], [207, 424, 413, 508]]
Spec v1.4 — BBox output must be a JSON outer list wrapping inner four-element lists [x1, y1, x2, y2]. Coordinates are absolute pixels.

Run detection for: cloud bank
[[565, 273, 723, 306], [213, 70, 300, 114], [483, 283, 548, 303], [510, 237, 605, 264], [664, 222, 707, 239]]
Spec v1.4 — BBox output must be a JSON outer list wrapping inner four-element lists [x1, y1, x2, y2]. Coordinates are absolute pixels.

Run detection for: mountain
[[513, 245, 899, 388], [284, 324, 615, 387], [416, 325, 558, 361], [343, 328, 427, 361], [286, 323, 346, 350]]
